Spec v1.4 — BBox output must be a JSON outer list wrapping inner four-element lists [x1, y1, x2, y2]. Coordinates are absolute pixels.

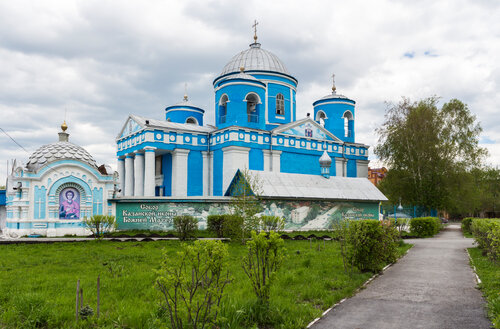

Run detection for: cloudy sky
[[1, 0, 499, 184]]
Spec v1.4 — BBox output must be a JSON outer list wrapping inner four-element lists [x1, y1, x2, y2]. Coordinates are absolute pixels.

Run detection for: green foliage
[[347, 220, 399, 272], [83, 215, 116, 239], [242, 231, 286, 308], [468, 248, 500, 328], [260, 216, 285, 233], [155, 240, 231, 329], [173, 215, 198, 241], [470, 218, 500, 261], [409, 217, 441, 238], [230, 168, 264, 220], [462, 217, 474, 234], [376, 97, 488, 213], [207, 215, 225, 238]]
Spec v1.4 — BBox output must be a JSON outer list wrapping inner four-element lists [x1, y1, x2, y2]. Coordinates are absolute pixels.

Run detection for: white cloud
[[1, 0, 499, 184]]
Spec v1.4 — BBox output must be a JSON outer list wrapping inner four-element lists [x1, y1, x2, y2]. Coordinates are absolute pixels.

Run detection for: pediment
[[118, 115, 144, 139], [272, 118, 341, 142]]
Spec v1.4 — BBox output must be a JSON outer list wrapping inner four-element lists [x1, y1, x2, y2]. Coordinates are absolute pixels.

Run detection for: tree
[[375, 97, 487, 212], [83, 215, 116, 239]]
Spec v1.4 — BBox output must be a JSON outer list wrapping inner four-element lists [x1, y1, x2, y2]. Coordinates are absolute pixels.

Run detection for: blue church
[[116, 32, 370, 199]]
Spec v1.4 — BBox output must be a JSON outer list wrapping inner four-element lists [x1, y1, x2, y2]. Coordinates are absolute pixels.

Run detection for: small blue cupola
[[313, 75, 355, 143], [319, 150, 332, 178], [214, 67, 266, 129], [165, 94, 205, 126]]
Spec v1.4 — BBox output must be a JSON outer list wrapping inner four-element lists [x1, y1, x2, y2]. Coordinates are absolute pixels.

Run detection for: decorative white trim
[[214, 81, 266, 92], [315, 100, 354, 106], [165, 108, 203, 114]]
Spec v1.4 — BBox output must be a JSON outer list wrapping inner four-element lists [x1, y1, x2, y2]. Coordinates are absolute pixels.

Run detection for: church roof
[[27, 141, 97, 171], [220, 42, 290, 76], [227, 170, 387, 202]]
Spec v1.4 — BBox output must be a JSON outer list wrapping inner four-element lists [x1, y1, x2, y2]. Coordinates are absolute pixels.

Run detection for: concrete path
[[310, 224, 492, 329]]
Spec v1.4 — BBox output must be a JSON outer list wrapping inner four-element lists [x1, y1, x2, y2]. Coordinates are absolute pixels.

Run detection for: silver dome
[[27, 141, 97, 171], [319, 150, 332, 166], [220, 43, 290, 76]]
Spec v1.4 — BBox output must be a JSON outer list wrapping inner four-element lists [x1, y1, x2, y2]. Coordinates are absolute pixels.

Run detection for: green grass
[[0, 240, 411, 328], [468, 247, 500, 328]]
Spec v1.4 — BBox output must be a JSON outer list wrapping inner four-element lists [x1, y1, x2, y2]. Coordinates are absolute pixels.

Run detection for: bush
[[471, 218, 500, 261], [409, 217, 441, 238], [223, 214, 245, 242], [242, 231, 285, 308], [347, 220, 399, 272], [207, 215, 225, 238], [156, 240, 231, 328], [462, 217, 473, 234], [173, 215, 198, 241], [83, 215, 116, 239], [260, 216, 285, 233]]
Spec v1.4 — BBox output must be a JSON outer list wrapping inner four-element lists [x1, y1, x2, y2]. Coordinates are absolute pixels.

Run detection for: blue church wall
[[280, 152, 322, 176], [346, 159, 357, 177], [187, 151, 203, 196], [92, 187, 103, 215], [267, 83, 293, 124], [249, 148, 264, 171], [165, 106, 204, 125], [0, 190, 6, 205], [213, 149, 224, 196], [214, 83, 267, 130], [161, 153, 172, 196], [313, 100, 355, 142], [26, 160, 112, 182]]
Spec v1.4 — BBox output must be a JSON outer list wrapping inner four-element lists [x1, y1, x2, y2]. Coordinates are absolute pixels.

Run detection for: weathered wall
[[114, 197, 380, 231]]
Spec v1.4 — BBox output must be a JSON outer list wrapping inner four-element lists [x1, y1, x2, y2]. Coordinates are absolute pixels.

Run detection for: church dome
[[220, 43, 290, 76], [27, 141, 97, 171]]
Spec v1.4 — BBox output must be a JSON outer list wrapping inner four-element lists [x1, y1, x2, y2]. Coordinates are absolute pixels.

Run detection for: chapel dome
[[220, 42, 290, 76], [27, 141, 97, 171]]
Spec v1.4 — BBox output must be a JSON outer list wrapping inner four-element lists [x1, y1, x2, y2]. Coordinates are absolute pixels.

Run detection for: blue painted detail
[[25, 159, 112, 181], [346, 159, 357, 177], [213, 149, 223, 196], [187, 151, 203, 196], [0, 189, 6, 205], [313, 98, 355, 142], [183, 133, 193, 144], [92, 187, 103, 215], [154, 130, 164, 141], [48, 176, 91, 197], [165, 104, 204, 126], [198, 135, 207, 145], [162, 153, 172, 196], [169, 132, 177, 143], [249, 148, 264, 171], [121, 117, 143, 138], [280, 152, 321, 175]]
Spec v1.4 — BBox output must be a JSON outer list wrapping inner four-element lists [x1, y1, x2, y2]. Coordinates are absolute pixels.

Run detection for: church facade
[[116, 36, 370, 199], [2, 123, 116, 237]]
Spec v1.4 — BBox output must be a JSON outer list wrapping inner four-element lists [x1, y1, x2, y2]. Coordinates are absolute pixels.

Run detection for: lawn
[[468, 247, 500, 328], [0, 239, 411, 328]]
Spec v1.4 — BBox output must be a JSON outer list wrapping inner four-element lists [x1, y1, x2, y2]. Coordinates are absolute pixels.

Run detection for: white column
[[356, 160, 370, 178], [171, 149, 190, 197], [263, 150, 272, 171], [134, 151, 144, 196], [124, 155, 135, 196], [222, 146, 250, 194], [271, 150, 282, 172], [117, 157, 125, 196], [335, 158, 346, 177], [202, 151, 210, 196], [144, 147, 156, 197]]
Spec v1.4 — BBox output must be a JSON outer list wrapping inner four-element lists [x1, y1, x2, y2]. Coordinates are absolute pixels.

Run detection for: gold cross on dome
[[253, 20, 259, 42]]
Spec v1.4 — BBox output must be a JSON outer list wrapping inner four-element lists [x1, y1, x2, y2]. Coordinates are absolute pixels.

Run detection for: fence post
[[75, 279, 80, 321], [97, 275, 100, 318]]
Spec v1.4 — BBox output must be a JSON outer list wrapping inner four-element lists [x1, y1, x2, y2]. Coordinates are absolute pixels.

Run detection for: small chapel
[[3, 122, 116, 237], [116, 30, 371, 199]]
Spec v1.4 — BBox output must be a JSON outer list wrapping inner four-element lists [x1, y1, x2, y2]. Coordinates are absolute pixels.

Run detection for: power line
[[0, 127, 29, 153]]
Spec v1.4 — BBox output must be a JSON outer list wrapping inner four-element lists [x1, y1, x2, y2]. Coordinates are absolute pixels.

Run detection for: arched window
[[219, 94, 228, 124], [246, 93, 259, 123], [316, 111, 327, 126], [342, 111, 353, 137], [276, 93, 284, 115], [186, 117, 197, 125]]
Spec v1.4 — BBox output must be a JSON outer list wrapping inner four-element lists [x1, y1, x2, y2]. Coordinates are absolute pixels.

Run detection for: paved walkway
[[311, 224, 492, 329]]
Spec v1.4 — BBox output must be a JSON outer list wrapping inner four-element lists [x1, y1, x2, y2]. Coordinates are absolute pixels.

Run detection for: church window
[[316, 111, 327, 126], [186, 117, 197, 125], [246, 93, 259, 123], [276, 93, 284, 115], [155, 155, 162, 176], [342, 111, 353, 137], [219, 95, 228, 124]]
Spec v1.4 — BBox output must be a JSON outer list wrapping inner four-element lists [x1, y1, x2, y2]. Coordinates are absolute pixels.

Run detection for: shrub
[[260, 216, 285, 233], [347, 220, 399, 272], [409, 217, 441, 238], [156, 240, 231, 329], [83, 215, 116, 239], [173, 215, 198, 241], [242, 231, 285, 308], [471, 218, 500, 261], [223, 214, 245, 242], [207, 215, 225, 238], [462, 217, 474, 234]]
